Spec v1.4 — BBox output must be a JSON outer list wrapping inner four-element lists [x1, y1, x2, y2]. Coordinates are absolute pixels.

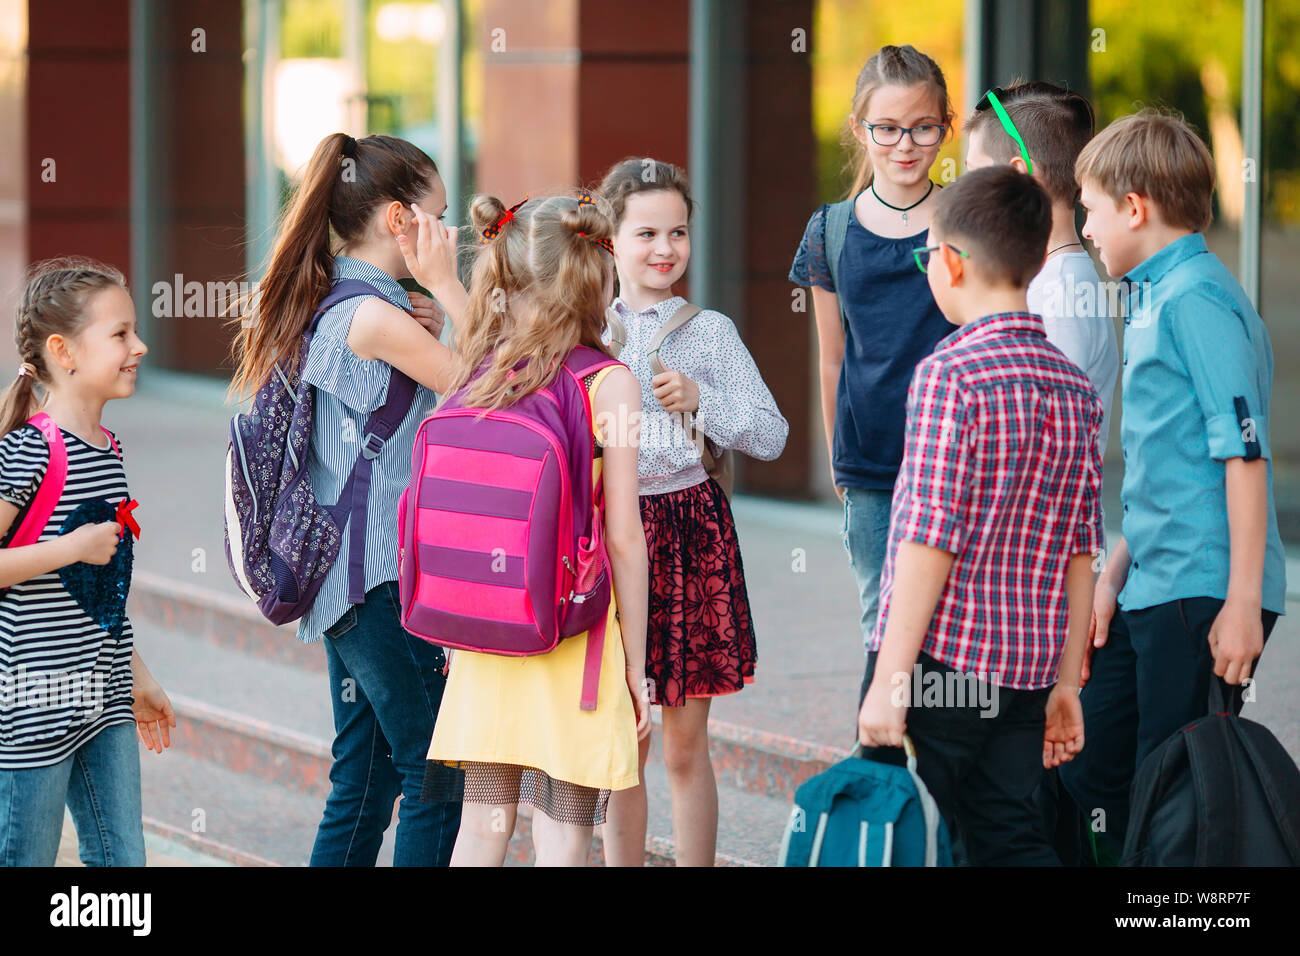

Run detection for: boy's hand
[[858, 676, 907, 748], [1081, 576, 1119, 687], [406, 291, 446, 338], [650, 369, 699, 415], [1043, 684, 1084, 768], [133, 677, 176, 754], [1208, 596, 1263, 685], [68, 521, 121, 566]]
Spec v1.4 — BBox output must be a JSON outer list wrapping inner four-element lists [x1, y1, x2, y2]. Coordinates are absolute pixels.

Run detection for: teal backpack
[[779, 737, 954, 867]]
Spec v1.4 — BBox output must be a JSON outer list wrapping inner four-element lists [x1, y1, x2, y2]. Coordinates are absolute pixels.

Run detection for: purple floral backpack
[[224, 279, 416, 625]]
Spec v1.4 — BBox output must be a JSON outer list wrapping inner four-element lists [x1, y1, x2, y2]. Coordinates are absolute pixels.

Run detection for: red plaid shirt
[[869, 312, 1104, 690]]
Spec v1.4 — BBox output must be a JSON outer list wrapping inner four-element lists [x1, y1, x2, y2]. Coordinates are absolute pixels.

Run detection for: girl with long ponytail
[[231, 132, 468, 866]]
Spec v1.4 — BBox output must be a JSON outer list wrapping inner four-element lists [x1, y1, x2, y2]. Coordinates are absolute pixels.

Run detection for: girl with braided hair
[[0, 257, 173, 866]]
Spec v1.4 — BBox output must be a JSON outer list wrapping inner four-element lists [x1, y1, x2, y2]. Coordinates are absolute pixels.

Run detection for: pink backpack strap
[[8, 413, 69, 548]]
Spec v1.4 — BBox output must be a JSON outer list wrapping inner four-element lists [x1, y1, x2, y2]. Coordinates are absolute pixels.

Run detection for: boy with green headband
[[965, 82, 1119, 462]]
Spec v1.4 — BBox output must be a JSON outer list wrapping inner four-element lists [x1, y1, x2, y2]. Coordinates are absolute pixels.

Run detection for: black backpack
[[1123, 681, 1300, 866]]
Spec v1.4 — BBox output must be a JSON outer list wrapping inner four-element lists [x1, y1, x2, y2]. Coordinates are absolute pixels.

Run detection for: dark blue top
[[789, 196, 953, 490]]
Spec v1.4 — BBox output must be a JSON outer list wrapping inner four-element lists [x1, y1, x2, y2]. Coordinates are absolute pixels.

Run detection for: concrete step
[[130, 576, 850, 801], [54, 808, 241, 867], [132, 611, 791, 865]]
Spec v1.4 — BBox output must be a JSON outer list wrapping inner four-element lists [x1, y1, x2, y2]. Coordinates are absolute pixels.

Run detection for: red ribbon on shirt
[[115, 498, 140, 541]]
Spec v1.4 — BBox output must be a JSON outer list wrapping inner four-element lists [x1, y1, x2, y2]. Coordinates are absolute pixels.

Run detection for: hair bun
[[470, 195, 508, 236], [563, 199, 612, 244]]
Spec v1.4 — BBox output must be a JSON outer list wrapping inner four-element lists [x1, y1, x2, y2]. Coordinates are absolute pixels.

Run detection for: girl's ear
[[849, 114, 869, 149], [384, 199, 409, 236], [45, 333, 75, 374]]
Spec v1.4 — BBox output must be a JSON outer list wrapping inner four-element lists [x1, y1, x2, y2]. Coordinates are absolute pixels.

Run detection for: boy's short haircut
[[966, 81, 1096, 205], [1075, 109, 1215, 232], [932, 165, 1052, 288]]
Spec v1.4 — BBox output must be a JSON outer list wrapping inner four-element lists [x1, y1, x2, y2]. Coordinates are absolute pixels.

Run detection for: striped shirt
[[0, 424, 136, 769], [869, 312, 1104, 690], [296, 256, 441, 643]]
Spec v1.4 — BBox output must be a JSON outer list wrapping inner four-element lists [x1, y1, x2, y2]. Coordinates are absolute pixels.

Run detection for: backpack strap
[[313, 279, 422, 605], [7, 414, 69, 549], [561, 351, 624, 711], [646, 303, 702, 377], [824, 199, 854, 333]]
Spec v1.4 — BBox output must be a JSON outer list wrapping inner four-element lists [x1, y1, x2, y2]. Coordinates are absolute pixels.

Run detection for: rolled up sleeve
[[895, 359, 970, 555], [1169, 288, 1271, 462]]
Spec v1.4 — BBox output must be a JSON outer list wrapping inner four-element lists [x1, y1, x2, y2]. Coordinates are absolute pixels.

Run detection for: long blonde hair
[[451, 193, 613, 410]]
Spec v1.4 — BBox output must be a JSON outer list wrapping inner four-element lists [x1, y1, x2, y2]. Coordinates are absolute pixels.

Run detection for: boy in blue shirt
[[1058, 110, 1287, 856]]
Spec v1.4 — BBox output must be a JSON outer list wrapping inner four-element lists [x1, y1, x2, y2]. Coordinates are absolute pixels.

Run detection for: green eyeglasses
[[913, 243, 969, 274], [975, 88, 1033, 175]]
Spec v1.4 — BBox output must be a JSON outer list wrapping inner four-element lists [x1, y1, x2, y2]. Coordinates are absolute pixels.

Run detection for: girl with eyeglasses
[[788, 44, 957, 707]]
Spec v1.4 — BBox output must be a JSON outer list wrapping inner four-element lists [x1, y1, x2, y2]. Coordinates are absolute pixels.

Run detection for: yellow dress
[[425, 370, 640, 799]]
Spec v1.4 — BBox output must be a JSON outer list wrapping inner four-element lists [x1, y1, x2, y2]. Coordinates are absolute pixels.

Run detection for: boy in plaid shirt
[[858, 166, 1102, 865]]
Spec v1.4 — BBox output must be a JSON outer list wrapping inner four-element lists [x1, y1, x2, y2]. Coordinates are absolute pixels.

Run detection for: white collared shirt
[[607, 295, 789, 496]]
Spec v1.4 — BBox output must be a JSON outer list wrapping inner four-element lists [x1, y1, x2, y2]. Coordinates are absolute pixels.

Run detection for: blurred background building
[[0, 0, 1296, 531]]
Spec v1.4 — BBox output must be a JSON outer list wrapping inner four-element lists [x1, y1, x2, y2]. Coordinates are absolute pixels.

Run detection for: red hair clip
[[575, 194, 612, 253], [481, 196, 528, 242]]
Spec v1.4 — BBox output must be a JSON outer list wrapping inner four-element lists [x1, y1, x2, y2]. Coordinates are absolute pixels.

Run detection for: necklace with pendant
[[870, 180, 935, 227]]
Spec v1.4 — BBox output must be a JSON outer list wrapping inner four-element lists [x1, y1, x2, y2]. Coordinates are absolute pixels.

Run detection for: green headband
[[984, 89, 1033, 175]]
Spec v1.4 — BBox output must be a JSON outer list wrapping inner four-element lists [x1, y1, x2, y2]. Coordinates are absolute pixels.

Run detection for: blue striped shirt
[[296, 257, 440, 643]]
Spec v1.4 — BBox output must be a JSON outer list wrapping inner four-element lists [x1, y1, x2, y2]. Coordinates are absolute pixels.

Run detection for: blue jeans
[[0, 721, 145, 866], [310, 581, 461, 867], [842, 487, 894, 651]]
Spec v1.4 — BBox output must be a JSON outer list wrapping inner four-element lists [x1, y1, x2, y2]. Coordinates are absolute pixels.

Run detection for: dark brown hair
[[1076, 109, 1215, 232], [451, 193, 614, 410], [931, 165, 1053, 287], [595, 157, 695, 230], [228, 133, 439, 398], [965, 80, 1096, 204], [844, 45, 954, 198], [1, 257, 127, 436]]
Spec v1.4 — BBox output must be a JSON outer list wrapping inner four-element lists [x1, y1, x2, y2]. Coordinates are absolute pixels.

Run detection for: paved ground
[[48, 374, 1300, 864]]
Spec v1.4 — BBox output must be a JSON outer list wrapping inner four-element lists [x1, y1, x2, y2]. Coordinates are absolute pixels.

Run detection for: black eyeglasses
[[974, 88, 1033, 175], [861, 122, 946, 148], [912, 243, 969, 274]]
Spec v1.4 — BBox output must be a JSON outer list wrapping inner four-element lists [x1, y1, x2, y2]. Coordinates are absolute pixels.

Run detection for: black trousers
[[859, 651, 1059, 866], [1058, 596, 1276, 857]]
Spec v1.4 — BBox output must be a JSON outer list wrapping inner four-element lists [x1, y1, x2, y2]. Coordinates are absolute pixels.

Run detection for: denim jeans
[[310, 581, 461, 867], [0, 721, 145, 866], [842, 487, 894, 652], [1058, 596, 1277, 857]]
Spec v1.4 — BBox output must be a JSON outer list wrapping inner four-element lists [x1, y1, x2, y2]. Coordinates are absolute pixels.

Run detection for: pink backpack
[[398, 347, 623, 710], [4, 412, 121, 549]]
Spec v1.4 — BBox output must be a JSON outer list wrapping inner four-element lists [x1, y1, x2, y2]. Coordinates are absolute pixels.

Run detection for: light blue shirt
[[295, 257, 440, 642], [1117, 233, 1286, 615]]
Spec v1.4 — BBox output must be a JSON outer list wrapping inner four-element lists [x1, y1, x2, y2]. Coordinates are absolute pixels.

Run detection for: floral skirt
[[640, 477, 757, 707]]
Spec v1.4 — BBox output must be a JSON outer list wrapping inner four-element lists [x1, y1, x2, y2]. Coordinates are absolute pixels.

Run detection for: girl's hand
[[625, 669, 652, 740], [396, 203, 459, 298], [67, 521, 121, 566], [133, 677, 176, 754], [650, 368, 699, 414], [406, 291, 447, 338]]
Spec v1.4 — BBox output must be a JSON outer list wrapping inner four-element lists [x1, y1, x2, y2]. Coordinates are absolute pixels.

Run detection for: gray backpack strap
[[824, 199, 854, 332], [605, 306, 628, 355], [646, 303, 702, 377]]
